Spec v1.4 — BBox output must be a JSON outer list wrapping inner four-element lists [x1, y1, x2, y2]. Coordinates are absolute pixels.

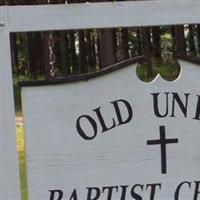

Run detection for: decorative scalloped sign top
[[21, 60, 200, 200]]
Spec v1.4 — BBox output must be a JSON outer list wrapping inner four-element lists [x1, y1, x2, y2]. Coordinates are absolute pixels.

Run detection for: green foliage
[[137, 59, 180, 82], [129, 30, 141, 56], [14, 33, 29, 75]]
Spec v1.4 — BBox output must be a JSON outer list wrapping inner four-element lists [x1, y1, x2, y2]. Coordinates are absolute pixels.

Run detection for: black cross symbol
[[147, 126, 178, 174]]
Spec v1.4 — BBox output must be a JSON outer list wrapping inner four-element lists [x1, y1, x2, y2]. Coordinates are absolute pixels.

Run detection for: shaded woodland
[[0, 0, 200, 81]]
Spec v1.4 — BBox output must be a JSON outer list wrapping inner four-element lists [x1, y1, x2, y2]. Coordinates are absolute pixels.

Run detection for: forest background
[[1, 0, 200, 112]]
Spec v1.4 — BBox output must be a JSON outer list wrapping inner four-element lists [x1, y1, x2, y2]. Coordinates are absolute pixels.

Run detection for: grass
[[137, 59, 180, 82], [16, 125, 28, 200]]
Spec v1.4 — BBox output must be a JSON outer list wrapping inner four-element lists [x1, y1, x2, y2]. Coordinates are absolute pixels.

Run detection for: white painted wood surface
[[22, 61, 200, 200], [0, 7, 20, 200], [7, 1, 200, 32], [0, 1, 200, 199]]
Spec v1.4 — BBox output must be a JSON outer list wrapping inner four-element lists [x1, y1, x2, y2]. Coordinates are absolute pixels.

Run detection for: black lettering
[[76, 115, 97, 140], [49, 190, 63, 200], [151, 93, 169, 118], [93, 107, 116, 133], [102, 186, 118, 200], [193, 95, 200, 120], [87, 187, 101, 200], [193, 181, 200, 200], [120, 185, 129, 200], [146, 183, 161, 200], [174, 181, 191, 200], [111, 99, 133, 125], [171, 93, 190, 118], [131, 184, 144, 200], [69, 189, 78, 200]]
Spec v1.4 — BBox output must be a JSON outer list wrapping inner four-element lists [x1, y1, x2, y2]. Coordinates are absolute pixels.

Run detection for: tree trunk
[[121, 28, 129, 60], [37, 33, 45, 75], [95, 0, 116, 68], [98, 29, 116, 68], [27, 33, 37, 79], [91, 30, 97, 69], [197, 25, 200, 55], [170, 26, 176, 59], [69, 30, 78, 74], [10, 33, 18, 73], [152, 26, 161, 58], [112, 29, 118, 62], [141, 27, 152, 78], [59, 31, 71, 75], [174, 25, 186, 56], [78, 30, 87, 73], [49, 0, 65, 4], [86, 30, 95, 71], [136, 28, 142, 55], [41, 32, 53, 80], [188, 25, 196, 55]]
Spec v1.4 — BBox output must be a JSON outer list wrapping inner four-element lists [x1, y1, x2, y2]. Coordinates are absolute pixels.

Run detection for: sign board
[[1, 1, 200, 200], [21, 59, 200, 200]]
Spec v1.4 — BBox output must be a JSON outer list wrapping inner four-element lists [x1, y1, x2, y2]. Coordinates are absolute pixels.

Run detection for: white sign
[[21, 59, 200, 200], [1, 1, 200, 200]]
